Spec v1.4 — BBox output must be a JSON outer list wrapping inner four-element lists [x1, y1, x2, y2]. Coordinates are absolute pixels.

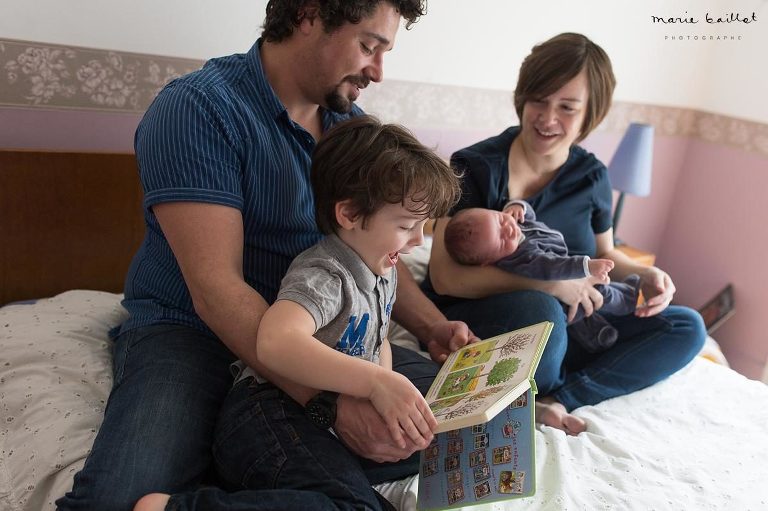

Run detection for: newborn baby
[[444, 200, 640, 353]]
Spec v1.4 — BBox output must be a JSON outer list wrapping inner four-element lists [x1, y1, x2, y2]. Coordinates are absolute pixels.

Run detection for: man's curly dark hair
[[262, 0, 427, 42]]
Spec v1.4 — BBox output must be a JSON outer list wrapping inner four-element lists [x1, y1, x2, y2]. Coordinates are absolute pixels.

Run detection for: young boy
[[444, 200, 640, 353], [213, 115, 462, 509]]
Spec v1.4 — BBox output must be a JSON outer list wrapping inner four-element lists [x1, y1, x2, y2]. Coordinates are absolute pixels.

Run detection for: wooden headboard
[[0, 151, 145, 305]]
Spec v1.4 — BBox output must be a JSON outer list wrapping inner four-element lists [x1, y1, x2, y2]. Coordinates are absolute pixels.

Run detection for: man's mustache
[[345, 75, 370, 89]]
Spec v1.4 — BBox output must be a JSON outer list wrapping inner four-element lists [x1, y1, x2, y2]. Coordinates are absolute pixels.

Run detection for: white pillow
[[387, 237, 432, 355], [399, 237, 432, 284], [0, 290, 126, 511]]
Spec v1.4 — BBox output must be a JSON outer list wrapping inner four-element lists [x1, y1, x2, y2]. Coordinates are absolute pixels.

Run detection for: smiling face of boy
[[336, 198, 428, 276]]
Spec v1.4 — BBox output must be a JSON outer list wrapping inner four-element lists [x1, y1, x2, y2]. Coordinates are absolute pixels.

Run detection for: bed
[[2, 150, 767, 511]]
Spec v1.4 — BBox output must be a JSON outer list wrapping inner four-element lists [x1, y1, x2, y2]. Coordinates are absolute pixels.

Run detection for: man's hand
[[334, 395, 425, 463], [635, 266, 676, 317], [422, 320, 480, 364]]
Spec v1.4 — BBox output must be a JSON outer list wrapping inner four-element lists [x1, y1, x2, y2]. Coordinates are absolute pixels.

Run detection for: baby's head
[[444, 208, 523, 265]]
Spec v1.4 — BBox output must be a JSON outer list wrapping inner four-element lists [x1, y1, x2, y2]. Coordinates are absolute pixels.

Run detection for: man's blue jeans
[[56, 324, 436, 511], [428, 289, 706, 411]]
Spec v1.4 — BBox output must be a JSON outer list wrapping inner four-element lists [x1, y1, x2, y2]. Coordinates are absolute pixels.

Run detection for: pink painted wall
[[1, 108, 140, 153], [585, 132, 767, 379], [582, 132, 693, 256], [412, 127, 500, 162], [658, 140, 768, 379]]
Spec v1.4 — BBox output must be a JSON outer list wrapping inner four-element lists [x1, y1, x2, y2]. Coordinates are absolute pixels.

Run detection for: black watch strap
[[305, 390, 339, 430]]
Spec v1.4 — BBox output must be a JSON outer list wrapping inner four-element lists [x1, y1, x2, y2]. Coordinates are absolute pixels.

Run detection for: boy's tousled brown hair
[[311, 115, 461, 234], [514, 32, 616, 142], [262, 0, 427, 42]]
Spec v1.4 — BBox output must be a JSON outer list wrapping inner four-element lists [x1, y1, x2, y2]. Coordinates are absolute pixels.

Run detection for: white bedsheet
[[376, 357, 768, 510], [3, 291, 767, 511]]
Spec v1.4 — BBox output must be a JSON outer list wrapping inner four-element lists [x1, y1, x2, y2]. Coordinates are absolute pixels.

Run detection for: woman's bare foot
[[535, 397, 587, 435], [134, 493, 170, 511]]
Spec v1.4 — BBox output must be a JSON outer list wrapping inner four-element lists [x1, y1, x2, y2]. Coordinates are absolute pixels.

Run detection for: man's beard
[[325, 90, 353, 114], [324, 76, 369, 114]]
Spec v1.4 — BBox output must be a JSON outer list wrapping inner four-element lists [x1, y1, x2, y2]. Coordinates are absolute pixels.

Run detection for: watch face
[[306, 401, 334, 429]]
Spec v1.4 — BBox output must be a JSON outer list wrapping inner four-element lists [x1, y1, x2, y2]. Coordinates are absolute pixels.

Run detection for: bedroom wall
[[3, 0, 767, 121], [658, 141, 768, 379], [2, 1, 767, 379], [580, 117, 768, 380]]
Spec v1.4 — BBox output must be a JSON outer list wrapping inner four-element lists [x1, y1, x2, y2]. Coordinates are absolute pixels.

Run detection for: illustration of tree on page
[[417, 321, 553, 510]]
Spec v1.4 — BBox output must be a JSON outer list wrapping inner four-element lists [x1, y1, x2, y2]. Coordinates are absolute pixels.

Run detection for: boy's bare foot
[[134, 493, 170, 511], [535, 397, 587, 435]]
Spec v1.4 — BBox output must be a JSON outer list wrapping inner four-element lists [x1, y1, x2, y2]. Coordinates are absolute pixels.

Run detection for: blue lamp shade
[[607, 123, 654, 237]]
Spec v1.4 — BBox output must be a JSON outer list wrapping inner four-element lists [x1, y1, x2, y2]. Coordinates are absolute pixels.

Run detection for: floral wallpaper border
[[600, 102, 768, 157], [2, 38, 767, 157], [361, 80, 768, 158], [0, 39, 203, 112]]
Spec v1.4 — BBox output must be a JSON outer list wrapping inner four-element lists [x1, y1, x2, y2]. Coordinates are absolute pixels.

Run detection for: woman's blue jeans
[[56, 324, 436, 511], [428, 289, 706, 411]]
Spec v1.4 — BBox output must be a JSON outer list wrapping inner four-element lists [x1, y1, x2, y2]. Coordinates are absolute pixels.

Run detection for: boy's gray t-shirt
[[235, 234, 397, 384]]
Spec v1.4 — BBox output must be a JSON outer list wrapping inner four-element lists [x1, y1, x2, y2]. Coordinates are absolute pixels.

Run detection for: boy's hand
[[369, 369, 437, 449], [587, 258, 614, 280], [502, 203, 525, 223]]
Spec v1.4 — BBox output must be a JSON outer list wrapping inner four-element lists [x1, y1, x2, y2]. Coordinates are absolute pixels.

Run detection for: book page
[[425, 322, 551, 431]]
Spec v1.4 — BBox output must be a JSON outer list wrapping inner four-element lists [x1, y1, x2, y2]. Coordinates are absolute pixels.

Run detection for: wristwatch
[[305, 391, 339, 429]]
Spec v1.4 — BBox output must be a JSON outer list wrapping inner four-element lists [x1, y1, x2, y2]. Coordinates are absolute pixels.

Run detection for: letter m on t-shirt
[[336, 313, 369, 357]]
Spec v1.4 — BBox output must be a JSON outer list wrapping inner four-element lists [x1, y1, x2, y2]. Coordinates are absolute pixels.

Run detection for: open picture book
[[417, 321, 553, 510]]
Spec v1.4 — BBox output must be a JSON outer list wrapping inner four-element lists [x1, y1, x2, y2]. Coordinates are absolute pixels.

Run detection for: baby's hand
[[502, 203, 525, 223], [369, 370, 437, 449], [588, 258, 614, 280]]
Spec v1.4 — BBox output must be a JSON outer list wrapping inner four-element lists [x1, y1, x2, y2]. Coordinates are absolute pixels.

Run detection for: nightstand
[[616, 244, 655, 267], [616, 244, 655, 306]]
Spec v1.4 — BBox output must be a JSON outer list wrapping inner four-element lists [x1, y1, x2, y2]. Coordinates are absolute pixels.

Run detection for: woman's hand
[[635, 266, 676, 317], [548, 275, 606, 322], [594, 229, 674, 318]]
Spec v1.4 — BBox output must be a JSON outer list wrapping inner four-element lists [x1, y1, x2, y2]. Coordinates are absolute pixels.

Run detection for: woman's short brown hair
[[514, 32, 616, 142], [311, 115, 461, 234]]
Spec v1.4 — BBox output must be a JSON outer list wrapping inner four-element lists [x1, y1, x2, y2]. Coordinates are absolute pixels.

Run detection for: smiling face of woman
[[518, 69, 589, 163], [513, 33, 616, 148]]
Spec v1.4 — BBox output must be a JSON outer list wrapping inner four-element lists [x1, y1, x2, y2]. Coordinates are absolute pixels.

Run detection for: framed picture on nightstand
[[697, 284, 735, 334]]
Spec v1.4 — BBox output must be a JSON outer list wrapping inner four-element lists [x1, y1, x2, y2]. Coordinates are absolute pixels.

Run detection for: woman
[[424, 33, 705, 435]]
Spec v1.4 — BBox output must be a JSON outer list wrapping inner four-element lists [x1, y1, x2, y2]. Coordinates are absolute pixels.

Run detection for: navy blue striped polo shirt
[[117, 40, 362, 336]]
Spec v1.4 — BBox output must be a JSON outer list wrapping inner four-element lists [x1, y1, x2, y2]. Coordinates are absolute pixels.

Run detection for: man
[[56, 2, 474, 510]]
